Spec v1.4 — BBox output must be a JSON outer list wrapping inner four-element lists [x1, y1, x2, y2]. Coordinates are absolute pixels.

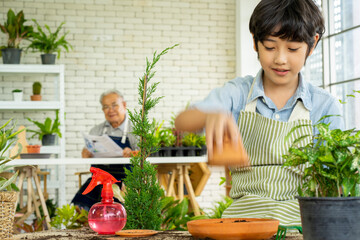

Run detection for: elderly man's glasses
[[102, 103, 120, 111]]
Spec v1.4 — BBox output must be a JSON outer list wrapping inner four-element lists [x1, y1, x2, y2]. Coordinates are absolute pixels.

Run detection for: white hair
[[99, 89, 124, 104]]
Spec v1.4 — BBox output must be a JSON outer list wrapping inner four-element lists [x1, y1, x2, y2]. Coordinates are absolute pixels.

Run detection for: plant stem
[[140, 74, 148, 169]]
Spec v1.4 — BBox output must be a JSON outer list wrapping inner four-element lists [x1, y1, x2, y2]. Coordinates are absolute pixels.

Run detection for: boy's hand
[[205, 112, 240, 159]]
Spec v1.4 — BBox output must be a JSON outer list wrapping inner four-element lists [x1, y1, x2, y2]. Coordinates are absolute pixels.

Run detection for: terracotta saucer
[[115, 229, 158, 237], [187, 218, 279, 240]]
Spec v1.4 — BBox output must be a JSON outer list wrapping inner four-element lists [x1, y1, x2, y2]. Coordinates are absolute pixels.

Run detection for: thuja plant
[[124, 44, 178, 230]]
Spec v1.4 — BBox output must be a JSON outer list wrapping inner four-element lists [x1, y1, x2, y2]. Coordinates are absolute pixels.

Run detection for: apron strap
[[244, 78, 257, 112]]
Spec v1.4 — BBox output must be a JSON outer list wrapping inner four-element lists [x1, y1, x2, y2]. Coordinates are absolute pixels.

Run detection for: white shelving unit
[[0, 64, 66, 206]]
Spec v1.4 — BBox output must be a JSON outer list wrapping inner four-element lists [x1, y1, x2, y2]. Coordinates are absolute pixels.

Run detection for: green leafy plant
[[27, 110, 62, 140], [0, 119, 23, 191], [206, 196, 233, 219], [39, 198, 57, 219], [50, 204, 88, 229], [27, 20, 72, 59], [0, 9, 33, 52], [161, 196, 204, 230], [182, 132, 206, 148], [16, 217, 45, 233], [219, 171, 231, 186], [124, 44, 178, 230], [283, 115, 360, 197], [153, 121, 176, 147], [32, 81, 41, 95], [12, 89, 22, 93]]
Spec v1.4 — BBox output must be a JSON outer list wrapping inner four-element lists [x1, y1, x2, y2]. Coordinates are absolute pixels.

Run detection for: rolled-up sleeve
[[192, 76, 252, 123]]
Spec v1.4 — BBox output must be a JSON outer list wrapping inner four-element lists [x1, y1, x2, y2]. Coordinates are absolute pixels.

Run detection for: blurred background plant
[[182, 132, 206, 148], [26, 20, 72, 59], [0, 119, 24, 191], [27, 110, 62, 141], [0, 9, 33, 50], [50, 204, 88, 229], [153, 120, 176, 147]]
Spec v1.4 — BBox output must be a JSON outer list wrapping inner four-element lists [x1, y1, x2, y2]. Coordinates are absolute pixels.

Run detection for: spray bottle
[[82, 167, 127, 234]]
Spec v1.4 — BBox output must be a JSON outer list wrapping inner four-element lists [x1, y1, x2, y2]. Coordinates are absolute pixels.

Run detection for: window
[[302, 0, 360, 129]]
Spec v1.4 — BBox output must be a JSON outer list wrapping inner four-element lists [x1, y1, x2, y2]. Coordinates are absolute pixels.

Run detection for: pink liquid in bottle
[[88, 202, 127, 234]]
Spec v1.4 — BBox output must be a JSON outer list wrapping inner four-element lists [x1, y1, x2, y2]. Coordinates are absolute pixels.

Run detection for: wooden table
[[8, 157, 208, 218], [14, 227, 304, 239]]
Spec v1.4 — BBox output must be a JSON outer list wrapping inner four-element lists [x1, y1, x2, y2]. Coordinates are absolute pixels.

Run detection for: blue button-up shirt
[[193, 69, 344, 133]]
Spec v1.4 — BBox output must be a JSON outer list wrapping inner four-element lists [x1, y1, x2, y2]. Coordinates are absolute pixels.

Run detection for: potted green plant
[[182, 132, 206, 156], [283, 115, 360, 240], [152, 121, 176, 156], [27, 110, 62, 146], [12, 89, 23, 101], [0, 119, 23, 239], [27, 20, 73, 64], [0, 9, 33, 64], [123, 44, 178, 230], [30, 81, 42, 101]]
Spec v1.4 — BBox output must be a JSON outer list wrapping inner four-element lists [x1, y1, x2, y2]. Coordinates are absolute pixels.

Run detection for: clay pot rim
[[188, 218, 279, 225], [26, 145, 41, 148]]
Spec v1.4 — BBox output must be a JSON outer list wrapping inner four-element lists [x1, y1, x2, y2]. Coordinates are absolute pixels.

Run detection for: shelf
[[1, 64, 66, 207], [0, 64, 64, 74], [41, 146, 61, 154], [0, 101, 61, 110]]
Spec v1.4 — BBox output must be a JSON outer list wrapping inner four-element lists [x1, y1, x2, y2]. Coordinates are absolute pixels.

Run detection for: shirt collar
[[247, 69, 312, 111]]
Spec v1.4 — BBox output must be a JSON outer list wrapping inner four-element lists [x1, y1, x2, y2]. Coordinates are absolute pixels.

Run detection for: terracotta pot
[[187, 218, 279, 240], [30, 95, 42, 101], [208, 136, 250, 167], [26, 145, 41, 153]]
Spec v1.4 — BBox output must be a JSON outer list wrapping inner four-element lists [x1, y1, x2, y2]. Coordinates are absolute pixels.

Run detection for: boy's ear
[[252, 34, 258, 52], [308, 34, 320, 56]]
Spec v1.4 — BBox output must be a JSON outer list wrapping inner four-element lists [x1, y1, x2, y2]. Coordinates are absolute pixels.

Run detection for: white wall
[[0, 0, 257, 213], [236, 0, 260, 77]]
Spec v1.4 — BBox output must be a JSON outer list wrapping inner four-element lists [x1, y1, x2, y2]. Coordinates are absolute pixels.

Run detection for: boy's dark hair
[[249, 0, 325, 55]]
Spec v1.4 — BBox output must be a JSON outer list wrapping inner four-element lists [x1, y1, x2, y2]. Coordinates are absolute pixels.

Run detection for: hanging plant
[[124, 44, 178, 230]]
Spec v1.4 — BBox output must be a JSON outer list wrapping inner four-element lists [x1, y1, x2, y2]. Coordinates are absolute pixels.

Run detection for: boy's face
[[254, 35, 318, 88]]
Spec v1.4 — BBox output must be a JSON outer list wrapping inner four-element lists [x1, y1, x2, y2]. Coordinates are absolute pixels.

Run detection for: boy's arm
[[175, 108, 239, 157]]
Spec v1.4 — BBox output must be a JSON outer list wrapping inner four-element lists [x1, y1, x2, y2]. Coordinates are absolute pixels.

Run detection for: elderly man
[[82, 90, 137, 158], [72, 90, 137, 210]]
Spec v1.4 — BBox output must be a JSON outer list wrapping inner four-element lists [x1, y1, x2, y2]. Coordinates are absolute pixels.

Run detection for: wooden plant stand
[[15, 166, 51, 229]]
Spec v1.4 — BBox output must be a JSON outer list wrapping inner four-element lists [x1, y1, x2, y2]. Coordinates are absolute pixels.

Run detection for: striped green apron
[[222, 79, 312, 226]]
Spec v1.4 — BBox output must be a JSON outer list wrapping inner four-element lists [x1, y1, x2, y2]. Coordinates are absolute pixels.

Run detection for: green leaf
[[0, 171, 18, 191]]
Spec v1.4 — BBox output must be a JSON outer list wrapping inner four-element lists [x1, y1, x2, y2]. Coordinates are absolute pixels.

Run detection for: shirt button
[[275, 114, 280, 119]]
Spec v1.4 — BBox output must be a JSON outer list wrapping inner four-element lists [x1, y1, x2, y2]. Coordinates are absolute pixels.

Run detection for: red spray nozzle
[[82, 167, 120, 203]]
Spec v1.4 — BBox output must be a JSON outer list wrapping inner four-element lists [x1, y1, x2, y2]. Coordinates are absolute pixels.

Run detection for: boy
[[175, 0, 344, 226]]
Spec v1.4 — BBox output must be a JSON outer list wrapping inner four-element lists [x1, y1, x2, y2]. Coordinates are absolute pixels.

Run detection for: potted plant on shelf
[[30, 81, 42, 101], [0, 119, 24, 239], [182, 132, 206, 156], [0, 9, 33, 64], [26, 20, 73, 64], [27, 110, 62, 146], [152, 121, 176, 156], [12, 89, 23, 101], [283, 114, 360, 240]]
